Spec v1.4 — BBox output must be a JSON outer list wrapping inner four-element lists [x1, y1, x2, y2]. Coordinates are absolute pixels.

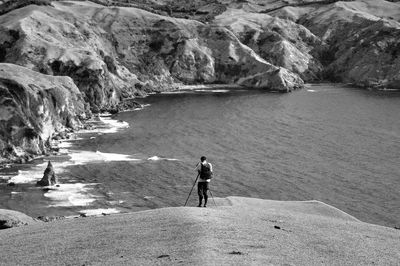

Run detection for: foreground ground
[[0, 197, 399, 265]]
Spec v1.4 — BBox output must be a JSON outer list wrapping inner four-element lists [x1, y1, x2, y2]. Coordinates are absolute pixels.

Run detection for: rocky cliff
[[0, 0, 399, 161], [0, 63, 85, 162]]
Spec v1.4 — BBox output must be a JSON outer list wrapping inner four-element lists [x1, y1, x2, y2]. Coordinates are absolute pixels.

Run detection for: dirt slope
[[0, 197, 399, 265]]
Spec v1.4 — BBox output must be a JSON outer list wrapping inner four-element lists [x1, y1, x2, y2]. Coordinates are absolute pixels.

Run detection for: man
[[196, 156, 213, 207]]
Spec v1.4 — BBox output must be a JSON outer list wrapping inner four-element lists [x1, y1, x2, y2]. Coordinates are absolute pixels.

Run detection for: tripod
[[208, 189, 217, 207], [184, 173, 217, 207], [184, 173, 199, 206]]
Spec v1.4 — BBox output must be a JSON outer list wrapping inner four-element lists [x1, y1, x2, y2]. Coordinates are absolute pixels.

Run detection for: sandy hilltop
[[0, 197, 399, 265], [0, 0, 400, 161]]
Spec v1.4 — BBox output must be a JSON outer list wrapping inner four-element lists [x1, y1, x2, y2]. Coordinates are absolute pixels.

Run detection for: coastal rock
[[237, 67, 304, 92], [0, 1, 303, 107], [36, 215, 65, 222], [0, 63, 86, 160], [271, 0, 400, 89], [36, 161, 57, 186], [215, 8, 323, 82], [0, 209, 38, 229]]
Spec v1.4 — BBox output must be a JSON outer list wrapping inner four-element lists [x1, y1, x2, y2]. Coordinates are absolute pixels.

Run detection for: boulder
[[36, 161, 57, 186], [0, 209, 38, 229]]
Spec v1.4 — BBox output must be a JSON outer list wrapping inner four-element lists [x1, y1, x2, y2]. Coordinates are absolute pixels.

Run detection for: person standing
[[196, 156, 213, 207]]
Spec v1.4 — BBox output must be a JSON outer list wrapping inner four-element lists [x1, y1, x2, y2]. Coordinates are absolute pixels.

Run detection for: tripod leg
[[209, 189, 217, 207], [184, 173, 199, 206]]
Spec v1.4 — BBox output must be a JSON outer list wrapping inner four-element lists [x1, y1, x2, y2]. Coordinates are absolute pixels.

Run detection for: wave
[[8, 162, 48, 184], [77, 116, 130, 134], [44, 183, 97, 207], [98, 116, 129, 133], [161, 89, 231, 94], [194, 89, 230, 93], [147, 156, 179, 161], [69, 150, 140, 165]]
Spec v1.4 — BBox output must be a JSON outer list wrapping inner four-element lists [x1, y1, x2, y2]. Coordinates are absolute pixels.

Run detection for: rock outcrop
[[214, 8, 323, 82], [36, 161, 57, 186], [0, 208, 38, 229], [0, 63, 86, 161], [270, 0, 400, 89]]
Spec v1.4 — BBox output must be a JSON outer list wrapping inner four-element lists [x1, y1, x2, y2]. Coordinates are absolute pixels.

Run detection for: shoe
[[203, 205, 207, 208], [197, 204, 202, 207]]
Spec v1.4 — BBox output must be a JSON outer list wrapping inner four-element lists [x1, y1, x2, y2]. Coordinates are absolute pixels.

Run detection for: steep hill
[[0, 0, 399, 160], [0, 63, 86, 162]]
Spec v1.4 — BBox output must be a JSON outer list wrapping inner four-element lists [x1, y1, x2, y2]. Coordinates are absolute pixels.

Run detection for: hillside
[[0, 197, 399, 265], [0, 0, 399, 160]]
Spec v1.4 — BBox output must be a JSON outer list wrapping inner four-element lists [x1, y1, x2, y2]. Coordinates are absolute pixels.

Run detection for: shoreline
[[1, 85, 400, 227], [0, 112, 140, 217], [1, 82, 398, 168]]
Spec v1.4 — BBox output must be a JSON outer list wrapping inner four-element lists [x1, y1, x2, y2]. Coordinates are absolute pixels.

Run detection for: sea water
[[0, 84, 399, 227]]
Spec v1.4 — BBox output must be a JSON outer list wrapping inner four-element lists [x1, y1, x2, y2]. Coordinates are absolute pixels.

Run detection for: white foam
[[78, 116, 129, 134], [147, 156, 179, 161], [161, 91, 192, 95], [58, 141, 73, 148], [44, 183, 97, 207], [148, 156, 161, 161], [195, 89, 230, 93], [58, 148, 69, 154], [98, 116, 129, 133], [99, 112, 112, 117], [131, 103, 151, 111], [69, 150, 140, 165], [307, 89, 316, 92], [8, 162, 48, 184], [108, 200, 124, 205], [6, 150, 139, 185], [53, 140, 74, 154], [78, 208, 120, 216], [0, 175, 10, 180]]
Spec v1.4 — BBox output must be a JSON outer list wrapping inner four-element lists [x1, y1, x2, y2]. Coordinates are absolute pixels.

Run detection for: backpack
[[200, 163, 213, 180]]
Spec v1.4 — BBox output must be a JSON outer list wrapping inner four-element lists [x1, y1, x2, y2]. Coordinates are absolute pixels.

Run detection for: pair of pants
[[197, 182, 209, 204]]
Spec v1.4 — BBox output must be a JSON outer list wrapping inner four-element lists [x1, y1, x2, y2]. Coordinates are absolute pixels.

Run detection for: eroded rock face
[[271, 0, 400, 89], [36, 161, 57, 186], [215, 9, 323, 82], [0, 1, 303, 106], [0, 63, 86, 160], [1, 0, 398, 94]]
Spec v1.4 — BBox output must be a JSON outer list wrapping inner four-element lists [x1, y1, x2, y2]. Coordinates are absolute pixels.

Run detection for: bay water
[[1, 84, 399, 227]]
